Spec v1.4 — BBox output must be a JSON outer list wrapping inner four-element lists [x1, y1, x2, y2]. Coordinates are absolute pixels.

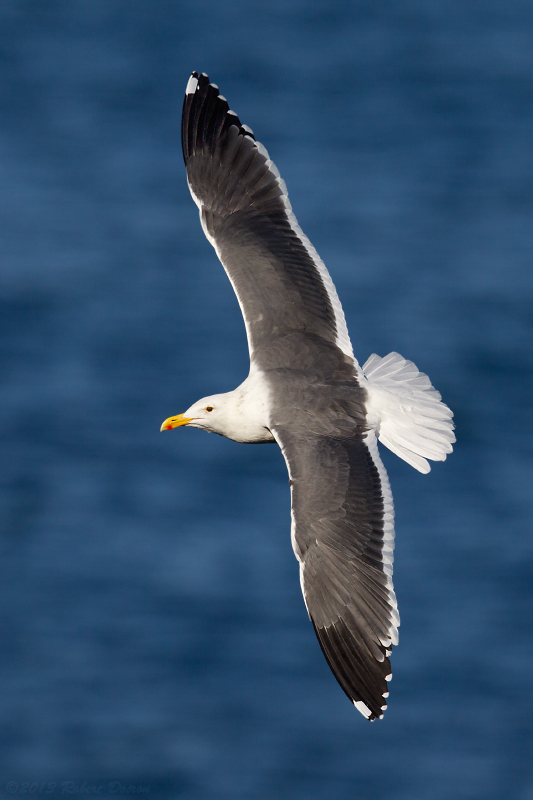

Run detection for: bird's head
[[160, 394, 232, 437]]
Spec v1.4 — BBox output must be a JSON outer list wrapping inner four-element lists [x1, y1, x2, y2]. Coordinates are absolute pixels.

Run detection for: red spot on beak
[[164, 424, 173, 430]]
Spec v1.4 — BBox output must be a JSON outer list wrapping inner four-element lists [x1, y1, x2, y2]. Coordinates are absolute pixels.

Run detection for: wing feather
[[182, 72, 358, 373], [274, 425, 398, 720]]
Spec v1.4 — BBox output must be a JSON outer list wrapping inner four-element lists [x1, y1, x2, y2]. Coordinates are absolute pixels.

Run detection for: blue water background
[[1, 1, 532, 797]]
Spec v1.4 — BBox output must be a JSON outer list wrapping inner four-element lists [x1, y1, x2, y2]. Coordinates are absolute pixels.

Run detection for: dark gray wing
[[182, 72, 357, 374], [273, 423, 399, 721]]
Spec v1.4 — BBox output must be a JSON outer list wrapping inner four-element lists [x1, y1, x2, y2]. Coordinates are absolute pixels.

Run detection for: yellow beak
[[160, 413, 193, 431]]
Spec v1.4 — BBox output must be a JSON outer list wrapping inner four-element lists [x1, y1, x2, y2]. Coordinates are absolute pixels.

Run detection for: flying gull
[[161, 72, 455, 720]]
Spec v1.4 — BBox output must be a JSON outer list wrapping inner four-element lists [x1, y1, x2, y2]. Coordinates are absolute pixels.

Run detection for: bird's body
[[162, 72, 455, 720]]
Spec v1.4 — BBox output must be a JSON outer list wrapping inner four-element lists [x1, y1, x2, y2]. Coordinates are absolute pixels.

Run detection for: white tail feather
[[363, 352, 455, 474]]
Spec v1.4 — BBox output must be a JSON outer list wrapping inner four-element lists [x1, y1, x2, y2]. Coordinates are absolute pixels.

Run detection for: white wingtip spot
[[255, 141, 270, 159], [354, 700, 372, 719], [385, 673, 392, 681], [186, 75, 198, 95], [383, 691, 389, 698]]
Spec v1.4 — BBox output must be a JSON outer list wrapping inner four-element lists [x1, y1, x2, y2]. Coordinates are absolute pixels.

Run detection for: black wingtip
[[181, 72, 256, 164], [311, 618, 390, 721]]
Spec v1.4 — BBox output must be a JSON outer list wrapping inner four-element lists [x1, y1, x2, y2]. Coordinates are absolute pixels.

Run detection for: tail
[[363, 352, 455, 474]]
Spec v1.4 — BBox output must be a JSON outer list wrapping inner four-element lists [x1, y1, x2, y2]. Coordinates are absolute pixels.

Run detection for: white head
[[160, 393, 234, 437], [160, 378, 274, 444]]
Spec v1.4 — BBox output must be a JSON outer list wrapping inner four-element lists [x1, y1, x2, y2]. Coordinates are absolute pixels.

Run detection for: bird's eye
[[205, 406, 213, 412]]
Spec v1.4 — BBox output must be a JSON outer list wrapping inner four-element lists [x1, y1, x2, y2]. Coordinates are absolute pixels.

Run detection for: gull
[[161, 72, 455, 720]]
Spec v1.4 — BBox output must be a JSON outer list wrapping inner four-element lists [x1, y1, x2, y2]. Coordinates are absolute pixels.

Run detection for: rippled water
[[1, 1, 532, 798]]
